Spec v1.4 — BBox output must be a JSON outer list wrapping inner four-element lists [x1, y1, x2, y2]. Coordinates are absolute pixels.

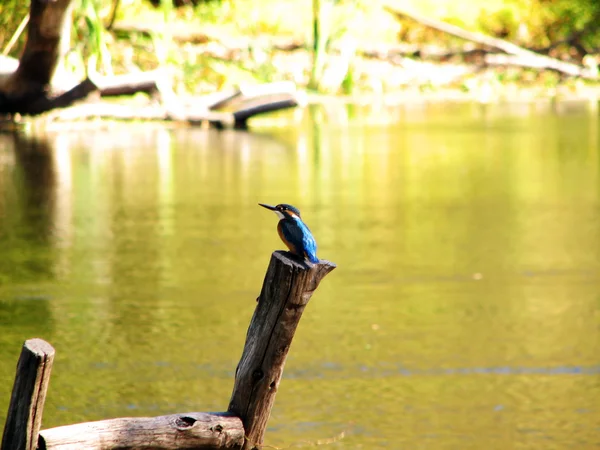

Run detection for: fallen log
[[38, 413, 244, 450], [484, 53, 587, 72], [1, 64, 300, 126], [40, 81, 301, 128], [34, 79, 300, 127], [384, 5, 599, 80], [94, 70, 164, 97]]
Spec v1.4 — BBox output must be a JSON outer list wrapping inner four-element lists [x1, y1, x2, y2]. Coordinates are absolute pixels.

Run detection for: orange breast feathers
[[277, 221, 299, 255]]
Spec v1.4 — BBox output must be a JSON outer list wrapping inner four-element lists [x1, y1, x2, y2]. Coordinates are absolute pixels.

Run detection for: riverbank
[[2, 0, 600, 127]]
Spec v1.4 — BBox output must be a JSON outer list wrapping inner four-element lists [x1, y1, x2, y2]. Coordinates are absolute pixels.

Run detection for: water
[[0, 102, 599, 449]]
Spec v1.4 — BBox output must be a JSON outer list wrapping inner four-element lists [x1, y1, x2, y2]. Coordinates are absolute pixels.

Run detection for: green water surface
[[0, 102, 599, 449]]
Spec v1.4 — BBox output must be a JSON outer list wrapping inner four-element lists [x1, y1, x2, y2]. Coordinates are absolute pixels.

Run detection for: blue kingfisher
[[259, 203, 319, 264]]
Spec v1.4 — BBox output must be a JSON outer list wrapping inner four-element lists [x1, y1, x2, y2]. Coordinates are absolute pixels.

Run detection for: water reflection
[[0, 133, 58, 361], [0, 104, 599, 448], [0, 134, 54, 275]]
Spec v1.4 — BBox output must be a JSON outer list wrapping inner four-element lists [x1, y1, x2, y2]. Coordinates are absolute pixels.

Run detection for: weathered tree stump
[[228, 251, 336, 450], [1, 338, 55, 450]]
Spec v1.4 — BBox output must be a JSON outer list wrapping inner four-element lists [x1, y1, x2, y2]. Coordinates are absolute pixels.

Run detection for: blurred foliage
[[0, 0, 30, 57], [478, 0, 600, 52], [309, 0, 364, 93], [72, 0, 114, 75], [0, 0, 599, 96]]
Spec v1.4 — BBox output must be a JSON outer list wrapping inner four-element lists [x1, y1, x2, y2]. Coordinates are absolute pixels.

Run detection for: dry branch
[[94, 70, 164, 97], [42, 81, 301, 128], [38, 413, 244, 450]]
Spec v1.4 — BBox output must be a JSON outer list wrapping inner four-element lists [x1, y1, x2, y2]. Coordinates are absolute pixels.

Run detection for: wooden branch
[[45, 101, 234, 126], [39, 82, 301, 127], [0, 78, 99, 116], [205, 88, 243, 111], [384, 5, 598, 80], [218, 81, 298, 110], [212, 82, 301, 128], [228, 251, 336, 450], [483, 53, 582, 72], [2, 13, 30, 57], [94, 71, 164, 97], [1, 339, 55, 450], [232, 96, 299, 129], [38, 412, 244, 450]]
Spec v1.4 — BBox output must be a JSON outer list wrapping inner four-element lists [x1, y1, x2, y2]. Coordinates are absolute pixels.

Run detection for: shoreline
[[3, 91, 596, 133]]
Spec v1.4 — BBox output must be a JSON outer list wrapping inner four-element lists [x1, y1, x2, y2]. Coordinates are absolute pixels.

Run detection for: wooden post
[[2, 338, 55, 450], [228, 251, 336, 450]]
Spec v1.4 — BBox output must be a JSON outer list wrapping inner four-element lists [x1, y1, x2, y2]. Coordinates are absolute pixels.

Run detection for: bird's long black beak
[[258, 203, 277, 211]]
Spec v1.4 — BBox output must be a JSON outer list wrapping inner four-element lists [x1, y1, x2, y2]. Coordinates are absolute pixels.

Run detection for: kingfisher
[[259, 203, 319, 264]]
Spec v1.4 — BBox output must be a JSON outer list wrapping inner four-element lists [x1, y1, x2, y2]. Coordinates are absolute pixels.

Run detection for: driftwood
[[228, 252, 336, 450], [384, 5, 599, 80], [38, 413, 244, 450], [483, 53, 589, 72], [2, 252, 336, 449], [40, 80, 301, 129], [1, 339, 55, 450], [94, 70, 165, 97]]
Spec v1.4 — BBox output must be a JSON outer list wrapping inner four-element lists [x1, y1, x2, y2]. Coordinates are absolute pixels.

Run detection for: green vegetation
[[1, 0, 599, 97]]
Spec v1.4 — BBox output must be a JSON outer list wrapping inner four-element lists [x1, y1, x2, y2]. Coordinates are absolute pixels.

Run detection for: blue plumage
[[279, 217, 319, 263], [259, 203, 319, 263]]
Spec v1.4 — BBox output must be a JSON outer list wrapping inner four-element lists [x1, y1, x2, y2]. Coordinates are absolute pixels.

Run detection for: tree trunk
[[0, 0, 74, 113]]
